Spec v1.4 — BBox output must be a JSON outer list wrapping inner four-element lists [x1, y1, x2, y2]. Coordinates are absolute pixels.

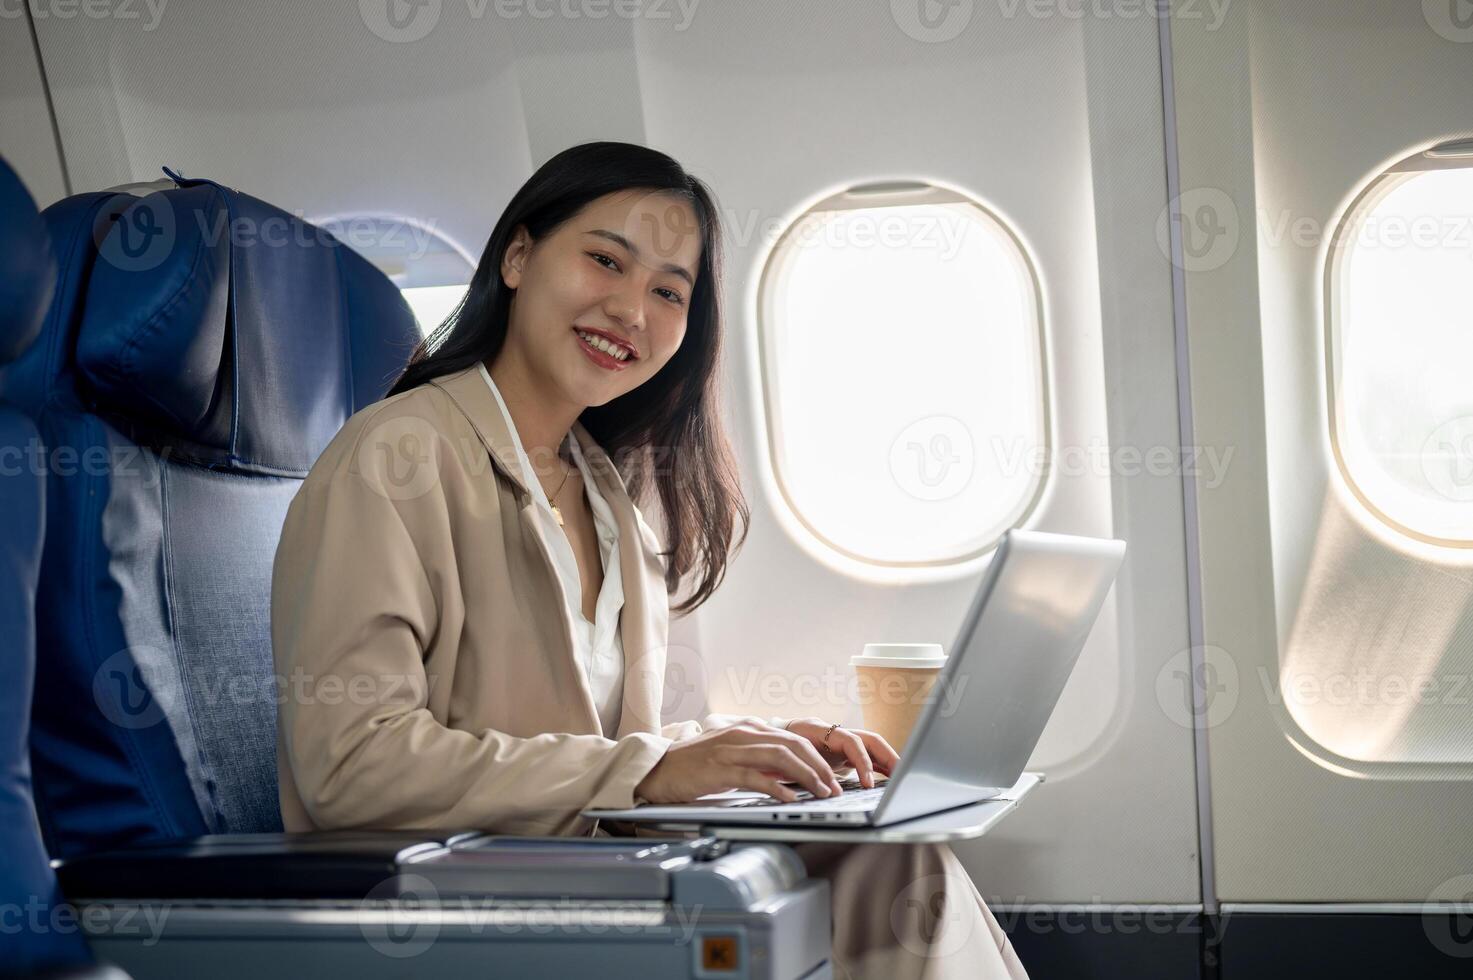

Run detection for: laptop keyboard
[[727, 781, 888, 810]]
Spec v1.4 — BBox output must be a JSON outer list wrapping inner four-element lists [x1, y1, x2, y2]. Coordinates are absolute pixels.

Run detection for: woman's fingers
[[722, 744, 832, 799], [722, 726, 842, 795], [737, 768, 800, 803], [855, 729, 901, 776], [808, 726, 900, 787], [827, 728, 878, 787], [779, 731, 844, 795]]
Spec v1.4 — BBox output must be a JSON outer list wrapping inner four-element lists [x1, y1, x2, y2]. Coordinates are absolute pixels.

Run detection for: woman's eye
[[592, 252, 683, 305]]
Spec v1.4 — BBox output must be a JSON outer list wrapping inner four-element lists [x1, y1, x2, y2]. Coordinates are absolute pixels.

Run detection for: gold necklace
[[546, 457, 574, 526]]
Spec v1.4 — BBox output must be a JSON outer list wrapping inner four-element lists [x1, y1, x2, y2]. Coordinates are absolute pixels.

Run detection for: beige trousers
[[598, 823, 1029, 979], [788, 840, 1030, 980]]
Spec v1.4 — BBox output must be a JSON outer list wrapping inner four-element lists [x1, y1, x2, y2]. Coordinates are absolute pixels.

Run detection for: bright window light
[[402, 284, 469, 336], [1328, 156, 1473, 544], [310, 212, 474, 338], [758, 183, 1047, 566]]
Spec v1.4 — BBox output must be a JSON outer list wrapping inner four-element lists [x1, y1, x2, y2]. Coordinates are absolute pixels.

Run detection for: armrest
[[54, 831, 803, 908], [53, 831, 475, 900]]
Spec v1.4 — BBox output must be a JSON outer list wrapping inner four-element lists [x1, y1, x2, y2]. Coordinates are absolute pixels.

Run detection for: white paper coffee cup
[[850, 643, 946, 753]]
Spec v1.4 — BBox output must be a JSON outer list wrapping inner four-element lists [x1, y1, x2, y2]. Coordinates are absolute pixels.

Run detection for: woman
[[270, 141, 1028, 980]]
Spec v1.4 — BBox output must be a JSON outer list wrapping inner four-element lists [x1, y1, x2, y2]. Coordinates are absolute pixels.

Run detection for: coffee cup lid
[[850, 643, 946, 670]]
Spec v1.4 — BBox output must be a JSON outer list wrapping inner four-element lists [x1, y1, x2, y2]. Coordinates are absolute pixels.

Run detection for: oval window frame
[[1324, 139, 1473, 549], [754, 180, 1051, 569]]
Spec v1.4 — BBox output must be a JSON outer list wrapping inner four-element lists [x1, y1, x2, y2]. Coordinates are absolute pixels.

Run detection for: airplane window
[[314, 213, 474, 336], [1326, 143, 1473, 545], [757, 182, 1047, 566], [401, 283, 470, 336]]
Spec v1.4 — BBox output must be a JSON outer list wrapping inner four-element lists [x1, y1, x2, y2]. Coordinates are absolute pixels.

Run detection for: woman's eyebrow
[[586, 228, 695, 287]]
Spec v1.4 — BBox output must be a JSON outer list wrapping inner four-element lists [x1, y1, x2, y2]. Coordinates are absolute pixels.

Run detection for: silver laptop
[[584, 529, 1126, 828]]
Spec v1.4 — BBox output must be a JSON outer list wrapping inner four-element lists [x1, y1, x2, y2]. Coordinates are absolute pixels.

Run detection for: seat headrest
[[0, 158, 57, 365], [77, 175, 420, 476]]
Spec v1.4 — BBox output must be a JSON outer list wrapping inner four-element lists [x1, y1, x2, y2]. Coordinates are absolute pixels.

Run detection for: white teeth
[[577, 330, 630, 361]]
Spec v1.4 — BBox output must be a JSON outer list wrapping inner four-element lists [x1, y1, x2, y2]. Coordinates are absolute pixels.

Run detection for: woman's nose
[[603, 291, 642, 329]]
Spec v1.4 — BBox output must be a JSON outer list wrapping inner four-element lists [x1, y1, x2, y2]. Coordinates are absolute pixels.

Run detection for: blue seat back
[[0, 157, 94, 974], [0, 173, 420, 859]]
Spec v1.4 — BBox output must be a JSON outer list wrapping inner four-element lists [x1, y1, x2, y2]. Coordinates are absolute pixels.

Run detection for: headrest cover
[[0, 158, 57, 365], [77, 177, 420, 476]]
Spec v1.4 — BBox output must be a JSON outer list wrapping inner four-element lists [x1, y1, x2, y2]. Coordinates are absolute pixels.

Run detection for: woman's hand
[[781, 717, 900, 789], [634, 724, 845, 804]]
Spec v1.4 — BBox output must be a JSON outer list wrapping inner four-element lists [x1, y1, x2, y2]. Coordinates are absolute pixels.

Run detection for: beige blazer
[[271, 364, 742, 838]]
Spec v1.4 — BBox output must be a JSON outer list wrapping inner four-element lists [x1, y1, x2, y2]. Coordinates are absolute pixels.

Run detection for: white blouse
[[478, 364, 625, 736], [478, 364, 791, 741]]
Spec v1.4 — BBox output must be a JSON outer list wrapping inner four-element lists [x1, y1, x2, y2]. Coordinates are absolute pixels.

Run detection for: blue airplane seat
[[0, 171, 421, 861], [1, 169, 832, 980], [0, 158, 123, 978]]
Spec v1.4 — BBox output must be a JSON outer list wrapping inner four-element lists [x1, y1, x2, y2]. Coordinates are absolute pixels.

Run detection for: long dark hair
[[388, 141, 748, 616]]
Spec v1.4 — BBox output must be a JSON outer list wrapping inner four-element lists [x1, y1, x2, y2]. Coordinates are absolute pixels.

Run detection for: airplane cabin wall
[[1170, 0, 1473, 904], [0, 18, 67, 205]]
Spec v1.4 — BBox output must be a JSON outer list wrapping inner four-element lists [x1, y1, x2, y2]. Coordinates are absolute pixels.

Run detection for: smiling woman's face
[[498, 189, 703, 408]]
